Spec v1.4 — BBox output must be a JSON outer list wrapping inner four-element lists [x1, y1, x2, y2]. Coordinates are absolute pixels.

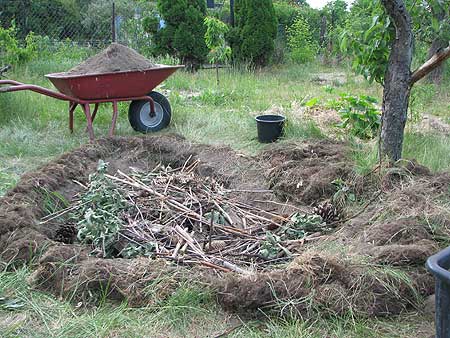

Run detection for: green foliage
[[0, 24, 36, 65], [286, 16, 317, 63], [274, 1, 301, 28], [340, 0, 392, 84], [333, 94, 381, 139], [72, 160, 128, 258], [0, 169, 18, 196], [204, 16, 231, 65], [155, 0, 208, 71], [120, 243, 156, 259], [231, 0, 277, 67], [341, 0, 449, 85], [259, 213, 327, 259], [320, 0, 348, 53], [0, 0, 86, 40]]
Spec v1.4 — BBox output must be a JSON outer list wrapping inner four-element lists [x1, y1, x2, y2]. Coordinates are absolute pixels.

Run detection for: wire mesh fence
[[0, 0, 154, 53]]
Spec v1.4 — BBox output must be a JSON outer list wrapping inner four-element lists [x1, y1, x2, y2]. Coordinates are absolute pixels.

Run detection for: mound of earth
[[66, 43, 158, 76], [0, 135, 447, 319]]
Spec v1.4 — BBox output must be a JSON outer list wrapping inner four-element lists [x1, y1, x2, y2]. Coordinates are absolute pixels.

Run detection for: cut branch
[[411, 44, 450, 84]]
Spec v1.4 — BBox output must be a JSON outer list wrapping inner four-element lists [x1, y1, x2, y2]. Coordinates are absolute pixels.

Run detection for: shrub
[[286, 16, 317, 63], [154, 0, 208, 71], [333, 94, 381, 139], [231, 0, 277, 67], [0, 24, 36, 65]]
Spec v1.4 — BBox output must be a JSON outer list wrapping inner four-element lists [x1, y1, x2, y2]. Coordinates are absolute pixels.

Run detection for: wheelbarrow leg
[[109, 101, 119, 137], [69, 102, 78, 133], [92, 103, 99, 122], [82, 103, 95, 141]]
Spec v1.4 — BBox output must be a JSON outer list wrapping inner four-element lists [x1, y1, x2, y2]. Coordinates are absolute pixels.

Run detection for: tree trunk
[[320, 15, 327, 48], [380, 0, 413, 162]]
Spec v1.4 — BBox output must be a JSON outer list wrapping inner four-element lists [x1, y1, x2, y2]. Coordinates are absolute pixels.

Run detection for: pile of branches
[[43, 160, 330, 274]]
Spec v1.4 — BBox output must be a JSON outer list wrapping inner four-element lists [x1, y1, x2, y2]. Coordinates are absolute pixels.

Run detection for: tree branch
[[411, 44, 450, 84]]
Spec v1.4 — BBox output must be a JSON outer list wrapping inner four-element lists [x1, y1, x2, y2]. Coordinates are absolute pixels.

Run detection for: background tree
[[286, 16, 317, 63], [154, 0, 208, 71], [320, 0, 347, 56], [204, 17, 232, 85], [231, 0, 277, 67]]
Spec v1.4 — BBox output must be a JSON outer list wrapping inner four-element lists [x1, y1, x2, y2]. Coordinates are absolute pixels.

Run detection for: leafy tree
[[154, 0, 208, 71], [341, 0, 392, 84], [231, 0, 277, 67], [342, 0, 450, 161], [286, 16, 317, 63], [204, 17, 231, 85], [320, 0, 347, 56]]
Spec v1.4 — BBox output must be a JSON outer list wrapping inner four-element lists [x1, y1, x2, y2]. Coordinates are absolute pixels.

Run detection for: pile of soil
[[0, 135, 447, 319], [66, 43, 158, 76]]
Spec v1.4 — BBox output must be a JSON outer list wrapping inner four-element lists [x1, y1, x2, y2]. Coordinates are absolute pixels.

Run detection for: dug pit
[[0, 135, 447, 317]]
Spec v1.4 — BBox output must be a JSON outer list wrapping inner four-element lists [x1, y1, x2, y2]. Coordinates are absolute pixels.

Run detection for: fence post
[[112, 2, 116, 43], [230, 0, 235, 27]]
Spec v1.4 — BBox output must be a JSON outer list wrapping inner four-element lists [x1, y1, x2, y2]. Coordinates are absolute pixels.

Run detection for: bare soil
[[0, 135, 447, 320], [66, 43, 158, 76]]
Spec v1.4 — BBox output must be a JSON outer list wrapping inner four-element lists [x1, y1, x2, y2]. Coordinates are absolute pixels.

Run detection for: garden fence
[[1, 0, 153, 53]]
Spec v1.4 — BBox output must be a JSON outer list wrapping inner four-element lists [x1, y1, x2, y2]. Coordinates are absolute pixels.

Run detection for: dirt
[[66, 43, 158, 76], [262, 140, 351, 204], [0, 135, 448, 322]]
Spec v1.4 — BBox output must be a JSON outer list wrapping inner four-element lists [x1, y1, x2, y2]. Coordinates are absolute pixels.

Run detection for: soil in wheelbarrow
[[0, 135, 448, 320], [66, 43, 158, 76]]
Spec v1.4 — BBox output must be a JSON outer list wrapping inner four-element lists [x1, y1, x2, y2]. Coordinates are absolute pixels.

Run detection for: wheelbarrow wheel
[[128, 91, 171, 133]]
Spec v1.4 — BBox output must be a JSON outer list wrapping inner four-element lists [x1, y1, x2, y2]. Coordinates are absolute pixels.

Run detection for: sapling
[[204, 16, 231, 86]]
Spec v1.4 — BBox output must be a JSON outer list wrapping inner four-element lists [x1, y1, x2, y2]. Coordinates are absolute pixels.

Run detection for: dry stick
[[107, 171, 200, 219], [253, 199, 310, 213], [200, 261, 232, 273], [210, 257, 253, 275], [213, 200, 234, 225], [208, 210, 214, 250], [171, 238, 184, 259], [40, 201, 87, 223]]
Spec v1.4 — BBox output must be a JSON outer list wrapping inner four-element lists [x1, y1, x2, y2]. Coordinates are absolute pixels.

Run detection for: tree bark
[[380, 0, 413, 161], [411, 45, 450, 84]]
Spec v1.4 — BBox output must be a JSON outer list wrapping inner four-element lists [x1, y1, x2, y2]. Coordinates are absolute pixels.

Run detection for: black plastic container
[[255, 114, 286, 143], [426, 246, 450, 338]]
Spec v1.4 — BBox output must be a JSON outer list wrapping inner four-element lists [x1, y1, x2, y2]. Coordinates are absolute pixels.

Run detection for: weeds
[[332, 94, 381, 139], [72, 160, 128, 257]]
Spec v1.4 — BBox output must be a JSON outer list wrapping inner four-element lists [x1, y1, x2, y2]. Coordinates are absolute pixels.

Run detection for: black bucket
[[255, 114, 286, 143]]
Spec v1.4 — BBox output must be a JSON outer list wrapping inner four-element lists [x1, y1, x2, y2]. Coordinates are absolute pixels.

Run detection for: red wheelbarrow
[[0, 65, 184, 141]]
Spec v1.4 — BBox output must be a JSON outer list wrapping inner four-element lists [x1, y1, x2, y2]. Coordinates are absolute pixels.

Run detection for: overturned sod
[[0, 135, 447, 317]]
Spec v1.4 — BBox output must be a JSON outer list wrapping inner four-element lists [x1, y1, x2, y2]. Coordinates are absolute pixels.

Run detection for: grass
[[0, 265, 434, 337], [0, 51, 448, 336]]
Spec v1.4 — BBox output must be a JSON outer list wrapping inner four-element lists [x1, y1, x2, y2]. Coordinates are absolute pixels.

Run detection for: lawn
[[0, 52, 448, 336]]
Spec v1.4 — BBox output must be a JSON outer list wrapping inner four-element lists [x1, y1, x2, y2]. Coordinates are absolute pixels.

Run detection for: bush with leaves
[[0, 24, 36, 66], [72, 161, 128, 258], [154, 0, 208, 71], [231, 0, 277, 67], [332, 94, 381, 139], [286, 15, 317, 63]]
